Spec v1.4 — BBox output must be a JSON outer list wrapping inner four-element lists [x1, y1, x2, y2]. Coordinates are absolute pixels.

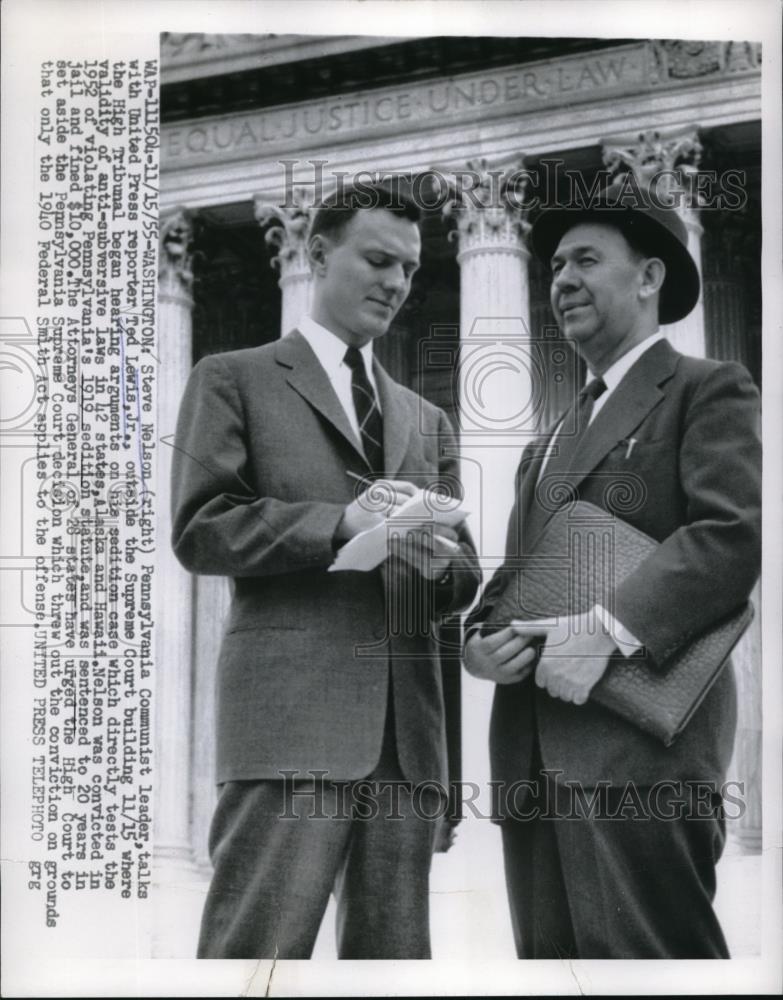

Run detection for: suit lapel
[[568, 338, 678, 490], [525, 338, 679, 546], [520, 434, 555, 521], [373, 361, 412, 478], [520, 426, 562, 547], [275, 330, 367, 467]]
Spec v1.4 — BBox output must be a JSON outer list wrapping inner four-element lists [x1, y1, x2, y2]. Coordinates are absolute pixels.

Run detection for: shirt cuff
[[594, 605, 643, 656]]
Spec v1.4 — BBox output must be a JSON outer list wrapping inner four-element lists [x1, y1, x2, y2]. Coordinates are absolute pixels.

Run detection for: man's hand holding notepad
[[329, 483, 469, 573]]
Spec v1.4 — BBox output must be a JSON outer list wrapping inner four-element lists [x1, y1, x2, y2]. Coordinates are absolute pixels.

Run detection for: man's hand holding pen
[[335, 472, 464, 579], [334, 476, 419, 541]]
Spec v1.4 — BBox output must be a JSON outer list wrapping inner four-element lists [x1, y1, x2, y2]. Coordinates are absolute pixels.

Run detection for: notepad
[[328, 487, 468, 573]]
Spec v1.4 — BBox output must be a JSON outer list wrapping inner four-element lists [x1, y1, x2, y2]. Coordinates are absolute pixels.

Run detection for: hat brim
[[531, 206, 700, 326]]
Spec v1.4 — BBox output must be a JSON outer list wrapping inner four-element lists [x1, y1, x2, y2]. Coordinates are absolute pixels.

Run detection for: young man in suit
[[171, 183, 480, 959], [464, 181, 761, 958]]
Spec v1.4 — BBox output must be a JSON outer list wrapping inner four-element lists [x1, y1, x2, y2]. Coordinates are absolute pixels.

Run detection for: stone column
[[602, 126, 706, 357], [702, 202, 762, 853], [441, 158, 534, 564], [729, 582, 762, 853], [440, 158, 533, 833], [254, 189, 314, 336], [604, 132, 762, 854], [155, 208, 197, 883]]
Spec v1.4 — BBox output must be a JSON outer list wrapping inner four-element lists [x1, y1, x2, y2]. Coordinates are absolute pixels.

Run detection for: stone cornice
[[162, 41, 760, 175]]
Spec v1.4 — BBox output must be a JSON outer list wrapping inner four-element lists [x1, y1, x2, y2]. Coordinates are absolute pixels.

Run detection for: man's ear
[[639, 256, 666, 304], [307, 234, 329, 274]]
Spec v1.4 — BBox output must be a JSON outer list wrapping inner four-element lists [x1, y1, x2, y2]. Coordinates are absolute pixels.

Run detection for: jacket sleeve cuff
[[594, 604, 644, 657]]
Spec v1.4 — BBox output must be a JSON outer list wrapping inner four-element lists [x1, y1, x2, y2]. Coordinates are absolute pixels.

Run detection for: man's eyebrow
[[553, 243, 600, 257], [363, 243, 420, 266], [551, 243, 602, 266]]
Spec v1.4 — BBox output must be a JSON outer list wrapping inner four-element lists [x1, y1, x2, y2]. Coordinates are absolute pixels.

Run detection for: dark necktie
[[524, 376, 607, 543], [344, 346, 384, 474], [544, 375, 608, 481]]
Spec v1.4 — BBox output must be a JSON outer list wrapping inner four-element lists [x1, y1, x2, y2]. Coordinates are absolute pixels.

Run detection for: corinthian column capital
[[602, 127, 707, 352], [254, 189, 314, 285], [254, 189, 315, 336], [159, 207, 195, 300], [437, 157, 531, 263], [602, 126, 703, 208]]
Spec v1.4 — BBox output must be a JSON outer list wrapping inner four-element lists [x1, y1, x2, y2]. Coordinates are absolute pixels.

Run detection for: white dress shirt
[[298, 317, 453, 584], [589, 332, 665, 424], [298, 316, 380, 452], [540, 333, 666, 656]]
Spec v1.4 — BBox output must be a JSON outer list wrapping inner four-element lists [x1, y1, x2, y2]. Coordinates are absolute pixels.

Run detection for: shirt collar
[[298, 315, 374, 379], [591, 332, 665, 395]]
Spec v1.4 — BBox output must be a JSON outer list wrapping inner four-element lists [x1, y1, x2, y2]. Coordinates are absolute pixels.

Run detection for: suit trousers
[[197, 690, 440, 959], [500, 739, 730, 959]]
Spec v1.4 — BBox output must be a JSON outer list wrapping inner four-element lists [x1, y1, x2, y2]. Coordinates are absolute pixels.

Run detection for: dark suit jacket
[[171, 330, 480, 787], [468, 338, 761, 792]]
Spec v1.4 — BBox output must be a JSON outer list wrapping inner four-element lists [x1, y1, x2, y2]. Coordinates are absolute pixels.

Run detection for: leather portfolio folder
[[484, 501, 754, 746]]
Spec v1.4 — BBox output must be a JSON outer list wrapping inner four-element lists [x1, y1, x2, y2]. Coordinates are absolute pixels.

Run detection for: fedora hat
[[530, 177, 700, 324]]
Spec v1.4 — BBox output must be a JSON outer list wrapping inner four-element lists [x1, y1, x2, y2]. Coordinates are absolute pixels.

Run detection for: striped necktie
[[344, 346, 384, 474]]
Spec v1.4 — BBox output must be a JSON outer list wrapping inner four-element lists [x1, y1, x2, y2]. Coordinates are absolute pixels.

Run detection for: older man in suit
[[172, 183, 480, 959], [464, 180, 761, 958]]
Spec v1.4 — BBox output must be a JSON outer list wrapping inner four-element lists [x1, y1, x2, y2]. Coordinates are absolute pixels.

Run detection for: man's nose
[[381, 263, 408, 295], [552, 261, 579, 291]]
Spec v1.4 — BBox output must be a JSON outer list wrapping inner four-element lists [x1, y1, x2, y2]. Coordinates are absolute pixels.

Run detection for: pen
[[625, 437, 637, 459], [346, 470, 373, 488], [434, 534, 461, 552]]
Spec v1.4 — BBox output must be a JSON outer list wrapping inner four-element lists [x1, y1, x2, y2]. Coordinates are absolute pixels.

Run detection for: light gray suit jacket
[[171, 330, 480, 786]]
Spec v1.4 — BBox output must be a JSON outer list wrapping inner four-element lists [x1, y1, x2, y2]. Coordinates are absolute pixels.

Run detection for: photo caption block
[[29, 57, 158, 927]]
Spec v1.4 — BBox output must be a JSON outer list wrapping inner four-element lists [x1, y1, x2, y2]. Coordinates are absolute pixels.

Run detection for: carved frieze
[[161, 33, 261, 61], [648, 40, 761, 83]]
